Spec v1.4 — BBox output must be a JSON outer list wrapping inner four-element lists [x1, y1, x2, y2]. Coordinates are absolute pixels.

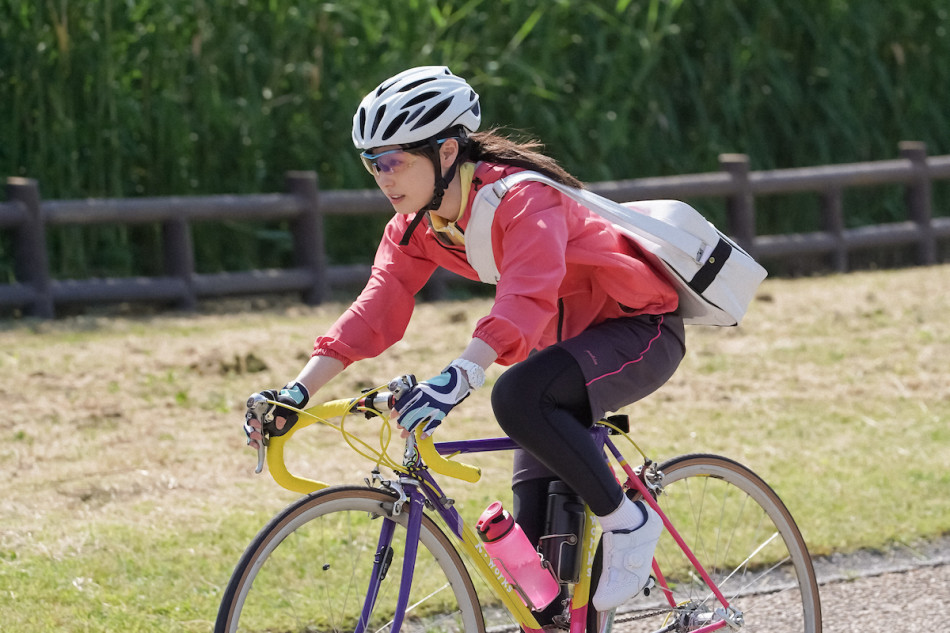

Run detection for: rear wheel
[[216, 486, 485, 632], [589, 454, 821, 632]]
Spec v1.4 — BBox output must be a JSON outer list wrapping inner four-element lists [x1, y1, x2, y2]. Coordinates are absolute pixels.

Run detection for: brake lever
[[388, 374, 417, 400], [246, 392, 275, 474], [255, 440, 266, 474]]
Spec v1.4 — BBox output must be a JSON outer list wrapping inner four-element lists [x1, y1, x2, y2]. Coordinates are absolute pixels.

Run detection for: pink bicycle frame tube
[[603, 439, 732, 611]]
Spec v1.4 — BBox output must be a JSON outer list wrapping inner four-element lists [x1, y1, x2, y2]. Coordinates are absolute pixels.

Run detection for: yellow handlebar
[[266, 398, 354, 494], [263, 396, 482, 494], [416, 431, 482, 483]]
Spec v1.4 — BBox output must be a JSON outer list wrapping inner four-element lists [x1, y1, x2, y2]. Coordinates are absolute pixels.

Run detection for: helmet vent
[[370, 105, 387, 137], [412, 97, 451, 130], [357, 108, 367, 136], [404, 105, 425, 126], [404, 91, 439, 108], [376, 80, 397, 97], [399, 77, 436, 93], [383, 111, 410, 141]]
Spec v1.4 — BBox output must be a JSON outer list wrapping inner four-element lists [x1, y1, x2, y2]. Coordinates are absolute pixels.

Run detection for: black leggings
[[491, 345, 624, 544]]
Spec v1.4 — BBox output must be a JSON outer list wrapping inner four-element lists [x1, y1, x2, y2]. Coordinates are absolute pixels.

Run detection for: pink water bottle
[[476, 501, 560, 610]]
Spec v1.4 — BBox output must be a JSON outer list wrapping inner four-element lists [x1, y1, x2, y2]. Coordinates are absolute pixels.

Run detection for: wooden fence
[[2, 141, 949, 318]]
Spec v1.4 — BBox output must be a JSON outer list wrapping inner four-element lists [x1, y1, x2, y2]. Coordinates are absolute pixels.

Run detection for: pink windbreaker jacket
[[312, 162, 679, 367]]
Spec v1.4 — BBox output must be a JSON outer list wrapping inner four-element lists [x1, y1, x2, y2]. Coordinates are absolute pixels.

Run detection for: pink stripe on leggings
[[585, 315, 664, 387]]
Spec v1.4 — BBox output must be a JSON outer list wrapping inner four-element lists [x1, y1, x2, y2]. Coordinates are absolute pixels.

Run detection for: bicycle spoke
[[716, 531, 782, 598], [378, 582, 455, 633], [216, 487, 483, 633], [591, 455, 821, 633]]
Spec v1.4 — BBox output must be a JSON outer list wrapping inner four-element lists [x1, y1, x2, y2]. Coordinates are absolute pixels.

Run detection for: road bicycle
[[216, 378, 821, 633]]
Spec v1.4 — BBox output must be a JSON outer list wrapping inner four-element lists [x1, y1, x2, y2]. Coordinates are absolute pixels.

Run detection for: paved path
[[813, 537, 950, 632], [485, 538, 950, 632], [817, 563, 949, 632]]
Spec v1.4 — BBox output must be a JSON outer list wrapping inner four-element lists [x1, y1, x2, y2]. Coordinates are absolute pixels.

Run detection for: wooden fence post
[[5, 178, 54, 318], [162, 212, 196, 310], [286, 171, 327, 305], [899, 141, 935, 265], [821, 188, 848, 272], [719, 154, 757, 255]]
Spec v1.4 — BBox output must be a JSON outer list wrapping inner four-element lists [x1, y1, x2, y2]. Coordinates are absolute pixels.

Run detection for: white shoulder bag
[[466, 171, 767, 326]]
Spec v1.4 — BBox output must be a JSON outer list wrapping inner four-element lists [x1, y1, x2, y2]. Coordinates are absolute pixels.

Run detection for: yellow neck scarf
[[428, 162, 475, 246]]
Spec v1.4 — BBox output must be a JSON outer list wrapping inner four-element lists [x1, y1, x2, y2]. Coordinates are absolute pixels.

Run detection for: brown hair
[[466, 128, 583, 188]]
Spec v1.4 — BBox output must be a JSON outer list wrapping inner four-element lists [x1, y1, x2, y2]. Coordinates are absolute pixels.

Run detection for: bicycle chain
[[611, 606, 677, 627], [490, 607, 676, 633]]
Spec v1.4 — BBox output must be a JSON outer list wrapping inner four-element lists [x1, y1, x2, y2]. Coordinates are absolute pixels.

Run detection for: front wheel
[[216, 486, 485, 633], [589, 454, 821, 633]]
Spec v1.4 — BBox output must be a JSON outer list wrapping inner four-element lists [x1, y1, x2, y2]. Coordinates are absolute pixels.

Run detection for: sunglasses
[[360, 139, 448, 176]]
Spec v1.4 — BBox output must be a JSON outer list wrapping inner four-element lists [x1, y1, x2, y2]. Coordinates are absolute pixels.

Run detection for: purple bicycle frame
[[357, 488, 428, 633], [355, 439, 517, 633], [358, 429, 732, 633]]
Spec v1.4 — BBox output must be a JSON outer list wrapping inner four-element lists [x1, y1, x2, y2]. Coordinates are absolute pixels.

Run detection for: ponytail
[[468, 128, 583, 188]]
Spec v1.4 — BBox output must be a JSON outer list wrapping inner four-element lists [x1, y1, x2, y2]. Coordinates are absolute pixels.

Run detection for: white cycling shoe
[[592, 501, 663, 612]]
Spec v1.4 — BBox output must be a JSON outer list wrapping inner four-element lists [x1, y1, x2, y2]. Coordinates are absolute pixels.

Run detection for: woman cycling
[[244, 66, 686, 621]]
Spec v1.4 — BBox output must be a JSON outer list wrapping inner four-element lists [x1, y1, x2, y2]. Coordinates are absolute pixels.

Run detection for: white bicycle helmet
[[352, 66, 481, 150]]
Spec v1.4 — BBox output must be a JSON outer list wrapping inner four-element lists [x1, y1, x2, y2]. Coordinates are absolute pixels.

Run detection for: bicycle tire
[[216, 486, 485, 633], [589, 454, 821, 633]]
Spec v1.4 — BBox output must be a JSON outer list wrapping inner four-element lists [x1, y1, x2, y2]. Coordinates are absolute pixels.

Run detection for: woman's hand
[[244, 382, 310, 449], [392, 366, 472, 438]]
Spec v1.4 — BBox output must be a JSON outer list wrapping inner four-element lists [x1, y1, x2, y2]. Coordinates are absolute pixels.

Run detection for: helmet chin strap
[[399, 211, 429, 247], [398, 139, 465, 246]]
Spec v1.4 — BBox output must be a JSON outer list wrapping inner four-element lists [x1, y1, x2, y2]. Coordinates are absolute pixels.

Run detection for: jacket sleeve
[[472, 182, 569, 365], [312, 217, 437, 367]]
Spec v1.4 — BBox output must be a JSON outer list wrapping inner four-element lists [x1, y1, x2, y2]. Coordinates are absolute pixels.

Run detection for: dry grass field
[[1, 264, 948, 631]]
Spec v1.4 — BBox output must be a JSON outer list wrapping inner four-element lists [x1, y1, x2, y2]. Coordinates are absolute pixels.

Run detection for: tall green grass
[[1, 1, 948, 279]]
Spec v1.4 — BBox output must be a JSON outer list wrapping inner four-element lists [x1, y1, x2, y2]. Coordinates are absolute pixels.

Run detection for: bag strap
[[466, 170, 713, 285], [490, 171, 707, 261], [467, 183, 503, 283]]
